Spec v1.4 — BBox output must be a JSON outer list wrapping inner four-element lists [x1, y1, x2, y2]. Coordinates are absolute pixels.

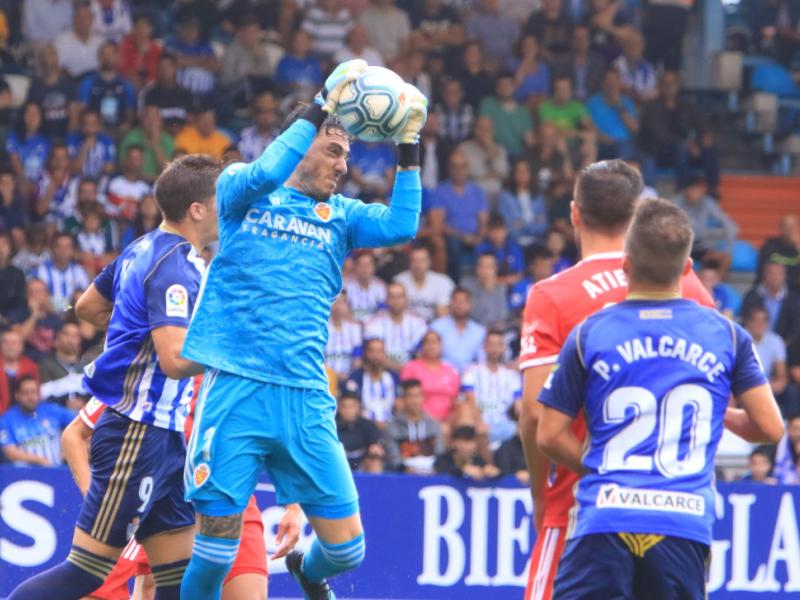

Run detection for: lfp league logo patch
[[165, 284, 189, 318]]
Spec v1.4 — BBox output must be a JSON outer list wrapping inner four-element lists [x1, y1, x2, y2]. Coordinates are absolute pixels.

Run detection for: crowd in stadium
[[0, 0, 798, 486]]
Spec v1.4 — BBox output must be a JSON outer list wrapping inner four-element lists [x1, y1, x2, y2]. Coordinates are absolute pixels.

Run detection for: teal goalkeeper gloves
[[314, 59, 369, 114], [393, 83, 428, 145]]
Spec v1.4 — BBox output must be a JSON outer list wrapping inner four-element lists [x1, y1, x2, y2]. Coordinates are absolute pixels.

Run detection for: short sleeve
[[93, 257, 117, 301], [519, 285, 562, 370], [731, 323, 770, 396], [145, 246, 201, 331], [80, 398, 106, 429], [0, 415, 15, 446], [538, 327, 586, 417], [461, 366, 476, 392]]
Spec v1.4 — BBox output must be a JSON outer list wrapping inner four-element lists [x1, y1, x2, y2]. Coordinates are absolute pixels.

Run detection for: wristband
[[397, 143, 420, 168], [302, 102, 327, 130]]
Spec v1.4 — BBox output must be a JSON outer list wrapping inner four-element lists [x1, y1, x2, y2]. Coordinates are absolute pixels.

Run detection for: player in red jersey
[[519, 161, 715, 600], [62, 394, 301, 600]]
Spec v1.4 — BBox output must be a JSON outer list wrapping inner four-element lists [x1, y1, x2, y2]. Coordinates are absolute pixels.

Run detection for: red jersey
[[520, 251, 715, 528]]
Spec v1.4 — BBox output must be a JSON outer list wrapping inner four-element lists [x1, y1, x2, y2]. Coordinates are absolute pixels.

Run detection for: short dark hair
[[363, 337, 384, 352], [452, 425, 476, 440], [401, 378, 422, 394], [527, 245, 554, 263], [488, 212, 506, 229], [15, 375, 38, 394], [700, 258, 722, 272], [574, 160, 643, 233], [486, 328, 505, 340], [52, 231, 75, 247], [452, 287, 471, 300], [742, 303, 768, 323], [340, 389, 360, 402], [154, 155, 221, 222], [751, 445, 775, 461], [124, 144, 144, 157], [624, 198, 693, 286], [280, 102, 345, 136]]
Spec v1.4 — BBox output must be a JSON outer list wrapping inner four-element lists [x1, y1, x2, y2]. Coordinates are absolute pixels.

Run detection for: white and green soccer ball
[[336, 66, 411, 142]]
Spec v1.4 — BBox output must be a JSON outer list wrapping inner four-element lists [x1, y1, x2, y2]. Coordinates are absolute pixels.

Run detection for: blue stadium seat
[[731, 239, 758, 273]]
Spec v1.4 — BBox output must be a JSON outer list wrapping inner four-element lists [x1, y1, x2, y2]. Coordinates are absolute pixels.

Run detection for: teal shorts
[[184, 368, 359, 519]]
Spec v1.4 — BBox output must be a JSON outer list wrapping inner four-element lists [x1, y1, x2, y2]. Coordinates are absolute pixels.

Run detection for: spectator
[[433, 151, 489, 282], [539, 76, 594, 141], [494, 419, 528, 483], [774, 414, 800, 485], [461, 253, 510, 329], [434, 79, 475, 150], [454, 41, 495, 110], [23, 0, 73, 45], [238, 92, 279, 162], [698, 259, 740, 319], [37, 322, 85, 409], [759, 215, 800, 291], [459, 330, 520, 447], [274, 30, 323, 97], [384, 378, 444, 473], [400, 330, 460, 421], [642, 0, 691, 70], [75, 205, 115, 276], [409, 0, 465, 55], [475, 213, 525, 285], [741, 446, 777, 484], [358, 0, 411, 62], [220, 14, 273, 89], [142, 53, 193, 135], [334, 23, 384, 67], [499, 159, 550, 248], [35, 143, 73, 224], [336, 390, 383, 470], [586, 0, 633, 61], [325, 291, 363, 380], [511, 34, 551, 105], [524, 0, 573, 58], [0, 233, 25, 323], [400, 49, 432, 101], [174, 105, 231, 160], [54, 0, 104, 79], [167, 15, 218, 96], [105, 144, 151, 221], [301, 0, 353, 60], [11, 226, 51, 276], [344, 252, 387, 323], [343, 337, 400, 426], [430, 288, 487, 372], [465, 0, 520, 67], [119, 105, 174, 183], [434, 425, 500, 479], [418, 112, 445, 190], [78, 41, 137, 131], [526, 121, 574, 217], [6, 101, 50, 183], [35, 233, 89, 313], [118, 192, 160, 249], [742, 260, 800, 338], [639, 71, 719, 192], [613, 30, 656, 103], [90, 0, 131, 42], [26, 45, 79, 140], [509, 246, 555, 313], [62, 176, 109, 237], [552, 24, 607, 101], [0, 376, 73, 465], [0, 171, 26, 248], [0, 331, 40, 413], [479, 73, 535, 159], [743, 305, 800, 418], [118, 14, 162, 88], [673, 175, 738, 271], [457, 116, 509, 202], [67, 109, 116, 178], [344, 140, 396, 202], [588, 68, 638, 160], [365, 282, 427, 372], [395, 245, 455, 323]]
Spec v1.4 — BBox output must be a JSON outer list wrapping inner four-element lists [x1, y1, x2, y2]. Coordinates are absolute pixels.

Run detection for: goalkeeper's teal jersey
[[182, 119, 421, 390]]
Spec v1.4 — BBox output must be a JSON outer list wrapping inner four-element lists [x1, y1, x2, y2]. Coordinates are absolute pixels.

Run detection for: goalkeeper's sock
[[302, 533, 366, 582], [180, 534, 239, 600], [8, 546, 115, 600]]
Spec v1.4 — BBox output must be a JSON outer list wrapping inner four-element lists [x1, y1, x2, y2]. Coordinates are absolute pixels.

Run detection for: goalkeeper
[[180, 60, 426, 600]]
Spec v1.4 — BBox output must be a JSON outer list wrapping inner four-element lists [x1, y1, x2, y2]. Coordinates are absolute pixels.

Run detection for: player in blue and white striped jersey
[[344, 252, 387, 322], [325, 291, 363, 379], [7, 155, 222, 600], [364, 282, 427, 372]]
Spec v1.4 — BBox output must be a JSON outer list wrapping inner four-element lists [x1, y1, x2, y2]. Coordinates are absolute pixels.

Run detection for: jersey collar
[[627, 292, 682, 300], [579, 251, 624, 264]]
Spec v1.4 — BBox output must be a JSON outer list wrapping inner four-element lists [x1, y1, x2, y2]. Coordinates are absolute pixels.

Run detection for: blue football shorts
[[184, 368, 359, 519]]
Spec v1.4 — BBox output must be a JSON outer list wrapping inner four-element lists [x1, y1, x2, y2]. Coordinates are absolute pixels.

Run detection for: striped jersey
[[325, 319, 363, 377], [300, 7, 353, 57], [83, 227, 205, 432], [344, 277, 387, 322], [36, 259, 90, 312], [343, 368, 400, 423], [0, 402, 75, 464], [461, 362, 521, 433], [364, 310, 427, 365]]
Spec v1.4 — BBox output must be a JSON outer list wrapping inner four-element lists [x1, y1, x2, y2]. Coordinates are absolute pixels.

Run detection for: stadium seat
[[730, 239, 758, 273]]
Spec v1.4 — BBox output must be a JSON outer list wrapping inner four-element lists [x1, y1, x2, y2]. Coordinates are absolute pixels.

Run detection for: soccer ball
[[335, 67, 411, 142]]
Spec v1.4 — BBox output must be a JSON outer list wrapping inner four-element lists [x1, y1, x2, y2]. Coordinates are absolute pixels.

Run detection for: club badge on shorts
[[314, 203, 332, 222], [194, 463, 211, 488]]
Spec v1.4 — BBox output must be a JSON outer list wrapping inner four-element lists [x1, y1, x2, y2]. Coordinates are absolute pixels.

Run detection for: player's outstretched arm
[[346, 84, 426, 249], [726, 386, 784, 444], [218, 60, 368, 219], [61, 415, 93, 495]]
